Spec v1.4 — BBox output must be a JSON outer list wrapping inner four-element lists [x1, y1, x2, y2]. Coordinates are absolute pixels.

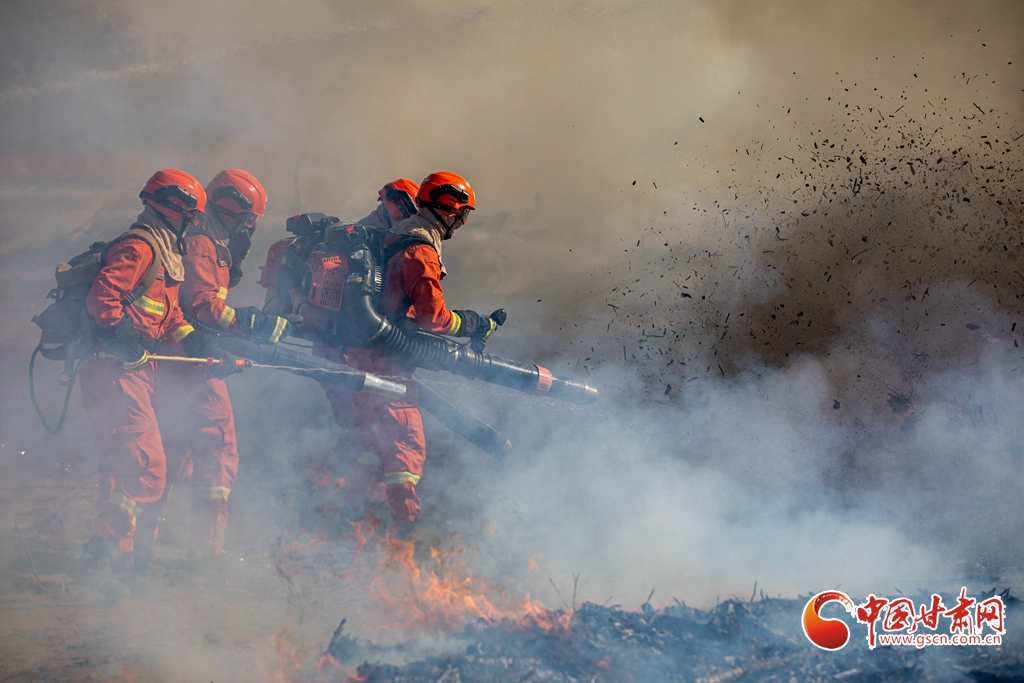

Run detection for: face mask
[[228, 227, 252, 267], [228, 264, 243, 289]]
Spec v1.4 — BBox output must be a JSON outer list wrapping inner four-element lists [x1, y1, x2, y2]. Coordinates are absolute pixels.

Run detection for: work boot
[[79, 534, 119, 571], [391, 522, 435, 566], [75, 535, 131, 603], [335, 503, 370, 536], [132, 543, 153, 578], [392, 521, 417, 542], [79, 534, 134, 576]]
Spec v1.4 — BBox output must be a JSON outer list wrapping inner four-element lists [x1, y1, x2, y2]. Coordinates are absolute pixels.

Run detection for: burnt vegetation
[[323, 590, 1022, 683]]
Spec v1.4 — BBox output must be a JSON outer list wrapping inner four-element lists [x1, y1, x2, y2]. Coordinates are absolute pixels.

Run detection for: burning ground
[[1, 1, 1024, 682]]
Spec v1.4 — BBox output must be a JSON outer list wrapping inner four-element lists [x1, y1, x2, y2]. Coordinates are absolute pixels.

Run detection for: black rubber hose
[[29, 345, 84, 435], [345, 288, 598, 404]]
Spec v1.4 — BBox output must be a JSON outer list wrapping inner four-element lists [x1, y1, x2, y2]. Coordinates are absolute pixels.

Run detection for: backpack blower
[[263, 214, 599, 405]]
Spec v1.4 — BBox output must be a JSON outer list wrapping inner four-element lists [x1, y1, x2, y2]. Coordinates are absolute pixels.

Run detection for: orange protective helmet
[[140, 169, 206, 219], [379, 178, 420, 220], [206, 169, 267, 217], [416, 171, 475, 215]]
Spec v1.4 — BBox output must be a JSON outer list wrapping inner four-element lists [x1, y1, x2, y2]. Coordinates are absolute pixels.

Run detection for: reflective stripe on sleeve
[[133, 295, 165, 316], [218, 305, 236, 329], [108, 491, 142, 525], [171, 324, 195, 343], [445, 311, 462, 336], [268, 316, 287, 343], [193, 486, 230, 500], [384, 470, 421, 486], [357, 452, 381, 466], [216, 287, 228, 300]]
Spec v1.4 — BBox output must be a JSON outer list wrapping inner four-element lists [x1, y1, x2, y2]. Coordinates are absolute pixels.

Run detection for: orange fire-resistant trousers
[[80, 356, 167, 554], [157, 362, 239, 557], [313, 346, 364, 469], [318, 347, 425, 525]]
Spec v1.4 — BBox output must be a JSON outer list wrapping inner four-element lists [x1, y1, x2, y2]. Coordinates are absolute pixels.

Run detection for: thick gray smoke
[[1, 0, 1022, 679]]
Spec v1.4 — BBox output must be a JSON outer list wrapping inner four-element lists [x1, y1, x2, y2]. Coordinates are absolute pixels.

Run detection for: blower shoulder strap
[[382, 235, 434, 264], [104, 228, 163, 305], [380, 235, 435, 323]]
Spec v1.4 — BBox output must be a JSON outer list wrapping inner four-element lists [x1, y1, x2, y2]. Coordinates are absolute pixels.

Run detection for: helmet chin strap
[[427, 206, 459, 239], [151, 203, 188, 255]]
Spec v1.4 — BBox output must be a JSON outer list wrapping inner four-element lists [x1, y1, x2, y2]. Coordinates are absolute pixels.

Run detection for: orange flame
[[259, 628, 364, 683], [343, 523, 573, 634], [262, 519, 573, 681], [301, 463, 347, 491]]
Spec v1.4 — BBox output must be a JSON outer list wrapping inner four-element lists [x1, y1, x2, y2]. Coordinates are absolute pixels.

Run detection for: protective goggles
[[429, 184, 470, 205], [216, 207, 258, 232], [449, 206, 472, 223], [140, 185, 200, 211], [184, 209, 203, 227], [210, 185, 254, 212]]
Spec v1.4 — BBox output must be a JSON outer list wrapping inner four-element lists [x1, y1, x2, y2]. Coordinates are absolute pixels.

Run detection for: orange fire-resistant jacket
[[180, 232, 239, 332], [86, 232, 194, 344], [380, 212, 461, 335]]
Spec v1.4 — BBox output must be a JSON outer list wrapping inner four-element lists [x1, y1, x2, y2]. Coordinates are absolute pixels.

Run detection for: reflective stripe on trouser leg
[[108, 491, 142, 524], [384, 470, 421, 486], [193, 486, 231, 500], [358, 451, 381, 465]]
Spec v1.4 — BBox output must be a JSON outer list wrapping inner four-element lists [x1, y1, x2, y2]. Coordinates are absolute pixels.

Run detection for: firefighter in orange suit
[[168, 169, 287, 560], [306, 172, 503, 531], [79, 169, 243, 572], [311, 179, 422, 474]]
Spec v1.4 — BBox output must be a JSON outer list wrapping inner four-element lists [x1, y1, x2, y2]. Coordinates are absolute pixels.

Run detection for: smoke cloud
[[1, 0, 1022, 679]]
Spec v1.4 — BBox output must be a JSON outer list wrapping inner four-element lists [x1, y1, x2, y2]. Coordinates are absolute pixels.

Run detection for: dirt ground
[[0, 436, 356, 683]]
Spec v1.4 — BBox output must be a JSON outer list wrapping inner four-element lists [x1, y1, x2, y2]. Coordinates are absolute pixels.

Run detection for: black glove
[[207, 349, 245, 380], [182, 330, 244, 379], [236, 306, 292, 343], [452, 308, 506, 352], [95, 315, 148, 369]]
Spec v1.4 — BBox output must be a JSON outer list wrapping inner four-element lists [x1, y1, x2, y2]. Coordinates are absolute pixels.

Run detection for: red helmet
[[207, 169, 267, 218], [416, 172, 475, 218], [379, 178, 420, 220], [140, 169, 206, 221]]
